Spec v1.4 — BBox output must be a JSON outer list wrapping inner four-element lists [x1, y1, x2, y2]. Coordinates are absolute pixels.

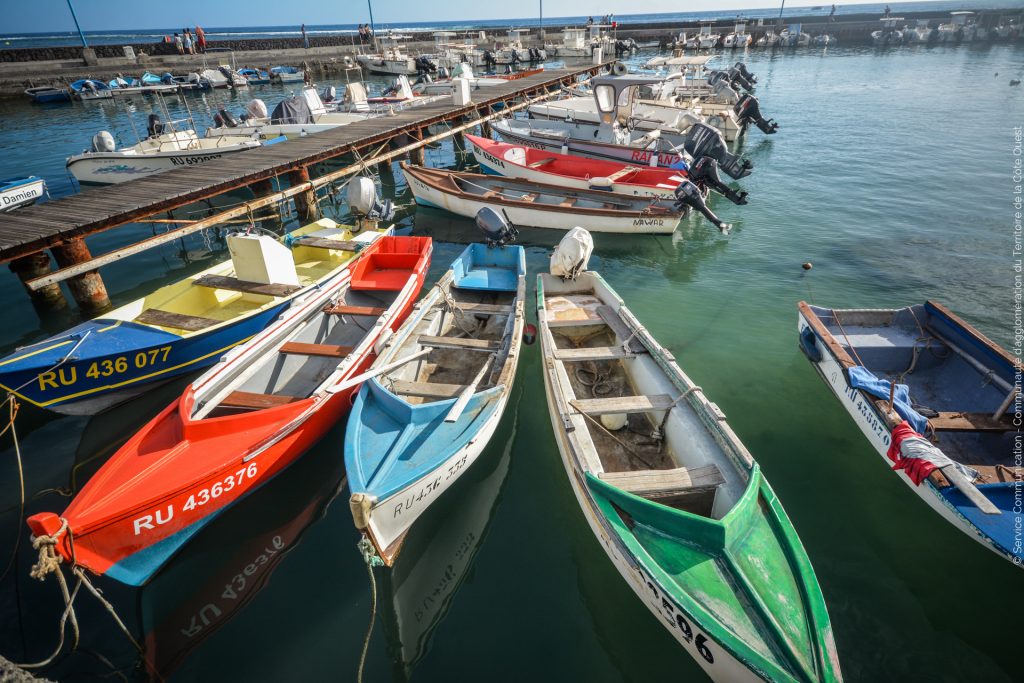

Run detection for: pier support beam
[[250, 178, 274, 198], [410, 130, 426, 166], [288, 167, 319, 221], [52, 239, 110, 314], [9, 253, 67, 312]]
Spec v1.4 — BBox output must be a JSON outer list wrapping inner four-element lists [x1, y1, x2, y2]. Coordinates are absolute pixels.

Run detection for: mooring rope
[[0, 397, 23, 584], [356, 535, 383, 683]]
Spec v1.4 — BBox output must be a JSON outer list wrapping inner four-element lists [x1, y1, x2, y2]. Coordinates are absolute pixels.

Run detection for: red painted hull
[[27, 236, 432, 585]]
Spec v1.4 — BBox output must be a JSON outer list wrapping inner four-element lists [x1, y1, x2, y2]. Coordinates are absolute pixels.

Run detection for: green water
[[0, 44, 1021, 681]]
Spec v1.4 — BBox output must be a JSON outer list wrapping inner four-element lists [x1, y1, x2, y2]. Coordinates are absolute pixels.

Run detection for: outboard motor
[[147, 114, 164, 137], [437, 66, 450, 80], [218, 108, 239, 127], [213, 112, 225, 128], [709, 78, 740, 105], [673, 181, 731, 234], [733, 94, 778, 134], [687, 157, 748, 205], [475, 207, 519, 247], [483, 50, 496, 68], [91, 130, 116, 153], [725, 65, 755, 92], [246, 98, 269, 120], [614, 39, 628, 56], [550, 227, 593, 280], [321, 85, 336, 103], [678, 123, 753, 180], [504, 64, 513, 75], [733, 61, 757, 85], [347, 177, 395, 222]]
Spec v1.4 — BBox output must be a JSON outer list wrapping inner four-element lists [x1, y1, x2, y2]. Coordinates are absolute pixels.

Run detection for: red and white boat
[[467, 134, 690, 199], [27, 235, 432, 586]]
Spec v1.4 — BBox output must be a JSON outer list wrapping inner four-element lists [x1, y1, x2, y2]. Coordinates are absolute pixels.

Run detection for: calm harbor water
[[0, 43, 1020, 682]]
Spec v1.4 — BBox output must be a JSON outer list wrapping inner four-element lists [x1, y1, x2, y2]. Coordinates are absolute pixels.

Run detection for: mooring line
[[356, 535, 383, 683]]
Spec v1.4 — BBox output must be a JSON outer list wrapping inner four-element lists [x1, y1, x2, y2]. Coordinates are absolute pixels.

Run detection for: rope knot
[[29, 518, 68, 581], [357, 535, 384, 568]]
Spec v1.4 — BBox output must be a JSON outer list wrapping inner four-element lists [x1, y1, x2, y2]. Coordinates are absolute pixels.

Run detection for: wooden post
[[9, 253, 68, 312], [453, 118, 466, 149], [288, 166, 318, 221], [52, 238, 111, 313], [410, 129, 426, 166], [250, 178, 274, 198]]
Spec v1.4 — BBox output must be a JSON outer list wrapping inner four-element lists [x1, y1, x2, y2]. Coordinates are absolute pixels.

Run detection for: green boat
[[537, 260, 842, 682]]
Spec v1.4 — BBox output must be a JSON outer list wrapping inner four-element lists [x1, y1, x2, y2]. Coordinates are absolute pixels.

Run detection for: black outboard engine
[[483, 50, 496, 68], [322, 85, 336, 103], [725, 65, 755, 92], [679, 123, 753, 180], [614, 39, 628, 56], [219, 66, 233, 80], [733, 94, 778, 134], [414, 56, 436, 75], [504, 64, 513, 75], [706, 70, 731, 88], [147, 114, 164, 137], [687, 157, 748, 205], [733, 62, 757, 85], [475, 207, 519, 247], [437, 66, 450, 80], [213, 112, 225, 128], [218, 108, 239, 127], [673, 181, 731, 234]]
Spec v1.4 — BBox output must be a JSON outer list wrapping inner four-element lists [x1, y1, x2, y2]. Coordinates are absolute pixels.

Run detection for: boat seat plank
[[599, 464, 726, 496], [391, 380, 470, 399], [456, 302, 513, 315], [293, 236, 363, 251], [419, 335, 500, 352], [193, 274, 301, 298], [559, 197, 577, 207], [323, 304, 386, 316], [528, 157, 556, 168], [279, 342, 353, 357], [572, 394, 674, 416], [519, 193, 540, 202], [930, 412, 1014, 432], [596, 305, 646, 353], [605, 166, 640, 182], [553, 346, 640, 361], [220, 390, 303, 410], [135, 308, 220, 331]]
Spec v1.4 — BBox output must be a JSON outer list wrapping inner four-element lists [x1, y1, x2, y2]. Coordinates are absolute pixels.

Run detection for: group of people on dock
[[171, 26, 206, 54], [357, 24, 374, 42]]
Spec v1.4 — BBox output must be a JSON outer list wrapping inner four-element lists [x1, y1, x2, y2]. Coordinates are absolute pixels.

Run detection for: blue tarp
[[848, 366, 929, 434]]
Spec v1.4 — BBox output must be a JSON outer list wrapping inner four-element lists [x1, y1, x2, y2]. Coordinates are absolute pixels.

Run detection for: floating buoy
[[802, 262, 813, 271], [522, 323, 537, 345]]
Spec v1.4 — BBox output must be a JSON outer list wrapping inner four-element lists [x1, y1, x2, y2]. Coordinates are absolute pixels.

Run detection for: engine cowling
[[688, 156, 748, 205], [91, 130, 115, 153], [678, 123, 753, 180], [347, 177, 395, 221], [475, 207, 519, 247], [733, 94, 778, 134]]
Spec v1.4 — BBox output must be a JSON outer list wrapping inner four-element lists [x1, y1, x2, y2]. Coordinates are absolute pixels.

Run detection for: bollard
[[52, 239, 111, 314], [288, 166, 319, 221], [9, 253, 68, 312]]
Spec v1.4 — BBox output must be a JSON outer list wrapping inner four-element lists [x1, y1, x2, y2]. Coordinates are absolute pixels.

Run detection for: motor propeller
[[673, 180, 731, 234], [687, 157, 748, 205], [733, 94, 778, 134]]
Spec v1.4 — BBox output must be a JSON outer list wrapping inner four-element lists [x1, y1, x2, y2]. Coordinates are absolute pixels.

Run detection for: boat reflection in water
[[137, 424, 348, 679], [379, 398, 515, 680]]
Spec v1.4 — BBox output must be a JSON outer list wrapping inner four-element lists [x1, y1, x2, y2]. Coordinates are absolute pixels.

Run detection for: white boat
[[756, 30, 780, 47], [812, 33, 837, 46], [937, 11, 977, 42], [904, 20, 935, 43], [696, 25, 721, 49], [723, 23, 753, 48], [206, 87, 375, 140], [490, 29, 544, 65], [67, 121, 261, 185], [346, 236, 526, 565], [872, 17, 905, 45], [270, 65, 305, 83], [548, 27, 591, 57], [778, 25, 811, 46], [0, 176, 46, 212], [357, 36, 418, 75]]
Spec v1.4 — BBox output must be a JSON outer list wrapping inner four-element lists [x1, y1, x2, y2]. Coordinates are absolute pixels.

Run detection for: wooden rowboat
[[27, 236, 432, 585], [402, 162, 683, 234], [467, 134, 689, 198], [798, 300, 1021, 567], [538, 264, 842, 682], [346, 242, 526, 565], [0, 220, 389, 415]]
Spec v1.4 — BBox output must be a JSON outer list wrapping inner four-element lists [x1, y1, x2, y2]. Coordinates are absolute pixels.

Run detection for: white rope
[[356, 535, 382, 683]]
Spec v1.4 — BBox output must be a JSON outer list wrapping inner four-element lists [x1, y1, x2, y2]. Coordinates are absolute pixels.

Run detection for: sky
[[6, 0, 917, 34]]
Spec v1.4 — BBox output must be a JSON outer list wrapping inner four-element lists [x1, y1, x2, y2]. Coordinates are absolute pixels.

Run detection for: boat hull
[[357, 56, 417, 75], [0, 177, 46, 212], [67, 142, 260, 185], [493, 121, 688, 170]]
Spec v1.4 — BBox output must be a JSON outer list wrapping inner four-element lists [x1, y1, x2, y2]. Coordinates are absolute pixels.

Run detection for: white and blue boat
[[270, 65, 305, 83], [0, 176, 46, 212], [0, 220, 390, 415], [239, 67, 271, 85], [798, 300, 1021, 567], [24, 86, 70, 104], [347, 219, 526, 565], [69, 78, 113, 100]]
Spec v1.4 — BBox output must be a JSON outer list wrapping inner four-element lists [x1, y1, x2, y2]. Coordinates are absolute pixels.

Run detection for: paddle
[[444, 354, 494, 423], [326, 349, 430, 395]]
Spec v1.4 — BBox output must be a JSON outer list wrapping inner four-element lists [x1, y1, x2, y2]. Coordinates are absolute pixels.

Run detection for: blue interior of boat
[[451, 244, 524, 292], [0, 177, 40, 191], [938, 482, 1018, 552]]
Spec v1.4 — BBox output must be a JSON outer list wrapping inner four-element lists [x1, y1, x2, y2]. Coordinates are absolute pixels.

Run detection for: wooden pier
[[0, 64, 604, 312]]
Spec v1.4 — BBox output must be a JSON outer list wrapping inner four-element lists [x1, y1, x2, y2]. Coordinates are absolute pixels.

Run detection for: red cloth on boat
[[886, 421, 938, 485]]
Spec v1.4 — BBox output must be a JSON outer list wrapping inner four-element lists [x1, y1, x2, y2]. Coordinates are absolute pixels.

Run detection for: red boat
[[466, 133, 691, 198], [27, 235, 432, 586]]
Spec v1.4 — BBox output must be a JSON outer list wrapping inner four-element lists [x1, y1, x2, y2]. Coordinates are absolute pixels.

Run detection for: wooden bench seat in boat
[[456, 302, 513, 315], [528, 157, 556, 168], [278, 342, 353, 357], [292, 236, 363, 251], [220, 391, 303, 410], [322, 304, 386, 316], [572, 394, 673, 416], [559, 197, 577, 207], [553, 346, 640, 361], [929, 412, 1014, 432], [193, 274, 301, 298], [135, 308, 220, 331], [391, 380, 470, 399], [604, 166, 640, 183], [419, 335, 500, 352], [599, 464, 725, 497], [519, 192, 540, 202]]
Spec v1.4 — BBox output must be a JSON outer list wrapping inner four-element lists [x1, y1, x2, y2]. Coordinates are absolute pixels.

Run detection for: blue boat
[[270, 65, 305, 83], [346, 238, 526, 565], [141, 71, 163, 85], [69, 79, 112, 100], [23, 86, 70, 104], [239, 67, 271, 84], [0, 220, 389, 415], [798, 300, 1021, 567], [0, 176, 46, 212]]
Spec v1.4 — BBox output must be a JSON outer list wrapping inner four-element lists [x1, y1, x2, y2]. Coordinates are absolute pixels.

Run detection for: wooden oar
[[942, 465, 1001, 515], [444, 354, 494, 423], [326, 349, 430, 395]]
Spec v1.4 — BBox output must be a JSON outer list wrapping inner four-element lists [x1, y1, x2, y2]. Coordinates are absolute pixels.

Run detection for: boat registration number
[[170, 154, 223, 166], [132, 462, 258, 535], [638, 566, 715, 664], [37, 345, 173, 392]]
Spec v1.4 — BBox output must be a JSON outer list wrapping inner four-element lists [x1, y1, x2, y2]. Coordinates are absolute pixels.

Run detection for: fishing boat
[[67, 116, 266, 185], [403, 163, 686, 234], [871, 17, 905, 45], [723, 23, 753, 48], [797, 300, 1021, 567], [538, 230, 843, 682], [696, 24, 721, 49], [490, 29, 544, 65], [206, 88, 375, 140], [778, 25, 812, 46], [347, 227, 525, 565], [27, 235, 433, 585], [411, 63, 544, 96], [69, 79, 112, 101], [903, 20, 936, 44], [0, 196, 394, 414], [270, 65, 305, 83], [239, 67, 271, 84], [24, 85, 70, 103], [0, 176, 46, 212], [937, 11, 977, 42], [357, 36, 418, 75]]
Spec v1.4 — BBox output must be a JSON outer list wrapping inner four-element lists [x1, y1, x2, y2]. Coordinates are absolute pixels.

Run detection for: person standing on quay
[[302, 23, 309, 49], [174, 32, 183, 55], [183, 29, 193, 55], [195, 25, 206, 53]]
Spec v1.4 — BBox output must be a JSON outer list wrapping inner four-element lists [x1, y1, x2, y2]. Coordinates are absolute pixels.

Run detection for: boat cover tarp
[[847, 365, 928, 434], [885, 422, 979, 485], [271, 95, 313, 124]]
